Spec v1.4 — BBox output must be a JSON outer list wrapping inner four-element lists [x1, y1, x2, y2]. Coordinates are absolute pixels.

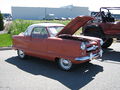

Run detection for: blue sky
[[0, 0, 120, 13]]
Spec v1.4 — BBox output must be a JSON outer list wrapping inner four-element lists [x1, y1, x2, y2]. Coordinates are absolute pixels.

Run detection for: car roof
[[30, 23, 65, 27], [25, 23, 65, 36]]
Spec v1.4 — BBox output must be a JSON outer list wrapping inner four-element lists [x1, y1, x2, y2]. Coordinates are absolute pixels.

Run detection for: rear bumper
[[75, 49, 103, 61]]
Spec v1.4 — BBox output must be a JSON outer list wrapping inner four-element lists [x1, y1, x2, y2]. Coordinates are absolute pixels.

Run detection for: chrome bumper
[[75, 49, 103, 61]]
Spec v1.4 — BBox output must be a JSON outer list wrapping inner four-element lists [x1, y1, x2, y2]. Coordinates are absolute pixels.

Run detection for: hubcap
[[18, 50, 25, 58], [59, 58, 72, 70]]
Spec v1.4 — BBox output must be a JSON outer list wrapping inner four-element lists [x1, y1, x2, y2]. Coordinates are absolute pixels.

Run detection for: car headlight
[[100, 39, 104, 45], [80, 42, 86, 50]]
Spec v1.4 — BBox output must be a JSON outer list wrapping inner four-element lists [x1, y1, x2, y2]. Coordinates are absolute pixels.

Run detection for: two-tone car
[[12, 16, 103, 71]]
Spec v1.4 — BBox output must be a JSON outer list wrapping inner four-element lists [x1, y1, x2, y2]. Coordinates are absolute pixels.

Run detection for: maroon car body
[[83, 7, 120, 48], [12, 16, 103, 71]]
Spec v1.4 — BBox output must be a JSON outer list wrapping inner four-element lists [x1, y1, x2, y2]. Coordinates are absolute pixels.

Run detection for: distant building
[[12, 5, 90, 20]]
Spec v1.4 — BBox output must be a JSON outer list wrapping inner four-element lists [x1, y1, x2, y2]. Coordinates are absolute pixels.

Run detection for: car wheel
[[83, 25, 103, 38], [102, 38, 113, 48], [17, 50, 26, 59], [57, 58, 73, 71], [83, 25, 113, 48]]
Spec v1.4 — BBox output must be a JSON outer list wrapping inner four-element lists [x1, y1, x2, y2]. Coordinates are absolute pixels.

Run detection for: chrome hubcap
[[63, 60, 70, 65], [18, 50, 25, 58], [60, 58, 72, 70]]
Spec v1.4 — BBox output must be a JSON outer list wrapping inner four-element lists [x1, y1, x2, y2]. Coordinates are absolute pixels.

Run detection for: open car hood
[[56, 16, 93, 36]]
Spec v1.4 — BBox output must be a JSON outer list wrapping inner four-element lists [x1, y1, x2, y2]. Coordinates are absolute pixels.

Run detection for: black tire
[[83, 25, 113, 48], [102, 38, 113, 48], [56, 58, 73, 71], [17, 50, 27, 59], [84, 61, 90, 64], [83, 25, 103, 38]]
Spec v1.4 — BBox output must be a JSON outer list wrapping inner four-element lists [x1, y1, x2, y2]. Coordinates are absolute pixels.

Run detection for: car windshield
[[47, 26, 64, 37]]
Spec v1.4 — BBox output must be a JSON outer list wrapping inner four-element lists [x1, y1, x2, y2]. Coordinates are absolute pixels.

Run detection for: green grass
[[0, 34, 12, 47], [8, 19, 33, 35]]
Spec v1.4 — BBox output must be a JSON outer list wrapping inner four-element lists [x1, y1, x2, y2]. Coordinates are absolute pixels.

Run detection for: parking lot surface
[[0, 42, 120, 90]]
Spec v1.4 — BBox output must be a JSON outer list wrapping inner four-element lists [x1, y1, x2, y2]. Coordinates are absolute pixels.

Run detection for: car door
[[110, 22, 120, 34], [101, 22, 120, 34], [30, 27, 49, 57]]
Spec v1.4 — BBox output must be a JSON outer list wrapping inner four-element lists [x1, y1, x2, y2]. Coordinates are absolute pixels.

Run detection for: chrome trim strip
[[87, 45, 98, 51]]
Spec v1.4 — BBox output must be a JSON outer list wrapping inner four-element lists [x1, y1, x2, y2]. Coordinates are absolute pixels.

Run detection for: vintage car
[[12, 16, 103, 71]]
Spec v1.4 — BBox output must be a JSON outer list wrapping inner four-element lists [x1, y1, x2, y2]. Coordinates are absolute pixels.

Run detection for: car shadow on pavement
[[102, 48, 120, 63], [6, 56, 103, 90]]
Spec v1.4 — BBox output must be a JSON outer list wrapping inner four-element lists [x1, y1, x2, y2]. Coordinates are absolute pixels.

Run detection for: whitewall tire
[[17, 50, 26, 59], [57, 58, 73, 71]]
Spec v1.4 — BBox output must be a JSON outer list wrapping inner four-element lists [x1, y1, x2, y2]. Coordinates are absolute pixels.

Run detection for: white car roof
[[24, 23, 65, 36], [30, 23, 65, 27]]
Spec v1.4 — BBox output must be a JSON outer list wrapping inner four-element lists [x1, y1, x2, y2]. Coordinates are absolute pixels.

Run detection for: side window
[[31, 27, 48, 38]]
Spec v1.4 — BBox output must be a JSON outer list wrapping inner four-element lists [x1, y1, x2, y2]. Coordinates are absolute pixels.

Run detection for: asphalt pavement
[[0, 42, 120, 90]]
